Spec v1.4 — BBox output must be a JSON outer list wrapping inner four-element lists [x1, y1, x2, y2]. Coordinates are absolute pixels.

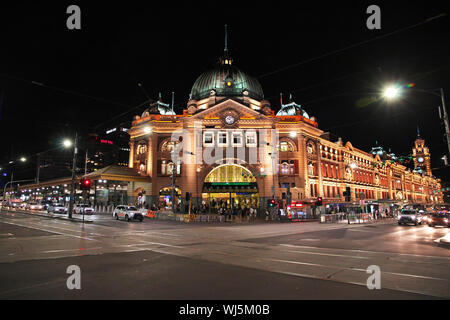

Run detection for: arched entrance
[[202, 164, 259, 212]]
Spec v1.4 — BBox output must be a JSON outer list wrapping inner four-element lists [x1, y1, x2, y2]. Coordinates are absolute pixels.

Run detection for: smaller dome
[[142, 100, 176, 117], [276, 101, 309, 118]]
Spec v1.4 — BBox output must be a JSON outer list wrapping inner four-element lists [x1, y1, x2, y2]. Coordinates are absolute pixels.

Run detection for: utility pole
[[439, 88, 450, 159], [36, 153, 41, 184], [68, 132, 78, 219], [84, 149, 88, 175]]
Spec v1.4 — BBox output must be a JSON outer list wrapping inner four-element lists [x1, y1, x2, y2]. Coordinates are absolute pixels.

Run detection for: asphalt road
[[0, 210, 449, 300]]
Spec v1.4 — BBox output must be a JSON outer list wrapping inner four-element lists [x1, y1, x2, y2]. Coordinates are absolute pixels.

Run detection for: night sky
[[0, 1, 449, 181]]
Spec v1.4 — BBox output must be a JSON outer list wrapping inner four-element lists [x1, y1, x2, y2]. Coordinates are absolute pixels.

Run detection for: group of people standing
[[218, 206, 258, 222]]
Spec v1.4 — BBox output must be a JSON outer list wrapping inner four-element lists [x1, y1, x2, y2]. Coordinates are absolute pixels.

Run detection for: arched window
[[161, 160, 167, 175], [137, 143, 148, 155], [161, 140, 180, 153], [279, 141, 295, 152], [205, 165, 256, 183], [307, 142, 316, 155], [281, 162, 290, 175], [308, 162, 314, 176], [164, 161, 181, 175]]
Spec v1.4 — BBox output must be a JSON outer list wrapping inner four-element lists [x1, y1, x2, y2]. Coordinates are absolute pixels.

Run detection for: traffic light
[[81, 179, 92, 190], [268, 199, 276, 207], [316, 197, 323, 206]]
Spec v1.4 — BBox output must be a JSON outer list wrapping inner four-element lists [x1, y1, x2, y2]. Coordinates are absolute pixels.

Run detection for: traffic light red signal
[[316, 197, 323, 206], [81, 179, 92, 190]]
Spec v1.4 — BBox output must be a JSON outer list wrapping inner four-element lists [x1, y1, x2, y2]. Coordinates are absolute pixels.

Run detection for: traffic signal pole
[[68, 132, 78, 219]]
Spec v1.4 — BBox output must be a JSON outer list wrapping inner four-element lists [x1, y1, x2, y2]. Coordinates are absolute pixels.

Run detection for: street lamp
[[381, 84, 450, 159], [382, 85, 401, 100], [63, 139, 73, 148], [36, 139, 76, 185]]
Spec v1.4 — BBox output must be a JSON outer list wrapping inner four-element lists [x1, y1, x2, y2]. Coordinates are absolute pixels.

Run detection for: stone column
[[316, 141, 323, 197], [129, 141, 135, 169]]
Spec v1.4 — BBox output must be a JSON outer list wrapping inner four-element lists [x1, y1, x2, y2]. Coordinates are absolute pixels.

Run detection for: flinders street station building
[[127, 51, 443, 215]]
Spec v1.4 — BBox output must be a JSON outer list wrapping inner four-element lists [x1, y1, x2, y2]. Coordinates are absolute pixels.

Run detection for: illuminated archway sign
[[203, 164, 259, 209], [204, 164, 257, 192]]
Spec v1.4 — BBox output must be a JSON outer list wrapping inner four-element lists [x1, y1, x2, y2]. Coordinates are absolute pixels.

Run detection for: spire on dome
[[220, 24, 233, 66], [224, 24, 228, 55]]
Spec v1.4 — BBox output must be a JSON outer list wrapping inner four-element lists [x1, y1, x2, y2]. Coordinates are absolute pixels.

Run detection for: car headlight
[[397, 216, 402, 220], [445, 219, 449, 223]]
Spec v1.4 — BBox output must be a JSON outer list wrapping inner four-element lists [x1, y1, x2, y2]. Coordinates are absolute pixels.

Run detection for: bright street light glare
[[63, 139, 73, 148], [20, 157, 27, 162], [383, 85, 401, 100]]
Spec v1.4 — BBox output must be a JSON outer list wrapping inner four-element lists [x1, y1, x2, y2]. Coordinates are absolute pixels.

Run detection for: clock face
[[418, 157, 424, 163], [225, 115, 235, 125]]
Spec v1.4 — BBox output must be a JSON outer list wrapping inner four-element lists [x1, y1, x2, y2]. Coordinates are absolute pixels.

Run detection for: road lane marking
[[266, 258, 450, 282], [136, 241, 183, 248], [283, 250, 370, 260], [279, 244, 450, 260], [0, 220, 97, 241], [41, 247, 103, 254]]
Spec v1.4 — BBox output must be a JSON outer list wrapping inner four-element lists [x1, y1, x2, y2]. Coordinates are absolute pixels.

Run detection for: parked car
[[26, 202, 44, 211], [398, 209, 423, 225], [113, 205, 143, 222], [422, 213, 432, 224], [42, 201, 53, 210], [428, 212, 450, 227], [74, 204, 95, 215], [47, 203, 68, 214]]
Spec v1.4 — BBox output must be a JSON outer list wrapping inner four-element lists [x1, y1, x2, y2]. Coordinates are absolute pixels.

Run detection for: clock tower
[[412, 129, 431, 176]]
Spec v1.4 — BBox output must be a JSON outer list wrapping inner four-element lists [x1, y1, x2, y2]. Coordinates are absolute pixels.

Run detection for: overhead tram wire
[[316, 64, 450, 132], [0, 73, 132, 109], [93, 82, 186, 130], [0, 73, 174, 131], [257, 13, 448, 80]]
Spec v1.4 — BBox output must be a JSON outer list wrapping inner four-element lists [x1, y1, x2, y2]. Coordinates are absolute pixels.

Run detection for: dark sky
[[0, 1, 449, 181]]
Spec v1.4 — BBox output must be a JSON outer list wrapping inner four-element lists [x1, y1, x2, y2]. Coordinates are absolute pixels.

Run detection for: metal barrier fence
[[151, 211, 261, 223], [320, 213, 395, 224]]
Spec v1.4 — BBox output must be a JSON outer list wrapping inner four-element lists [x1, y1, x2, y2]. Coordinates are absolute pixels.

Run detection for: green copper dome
[[190, 63, 264, 101]]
